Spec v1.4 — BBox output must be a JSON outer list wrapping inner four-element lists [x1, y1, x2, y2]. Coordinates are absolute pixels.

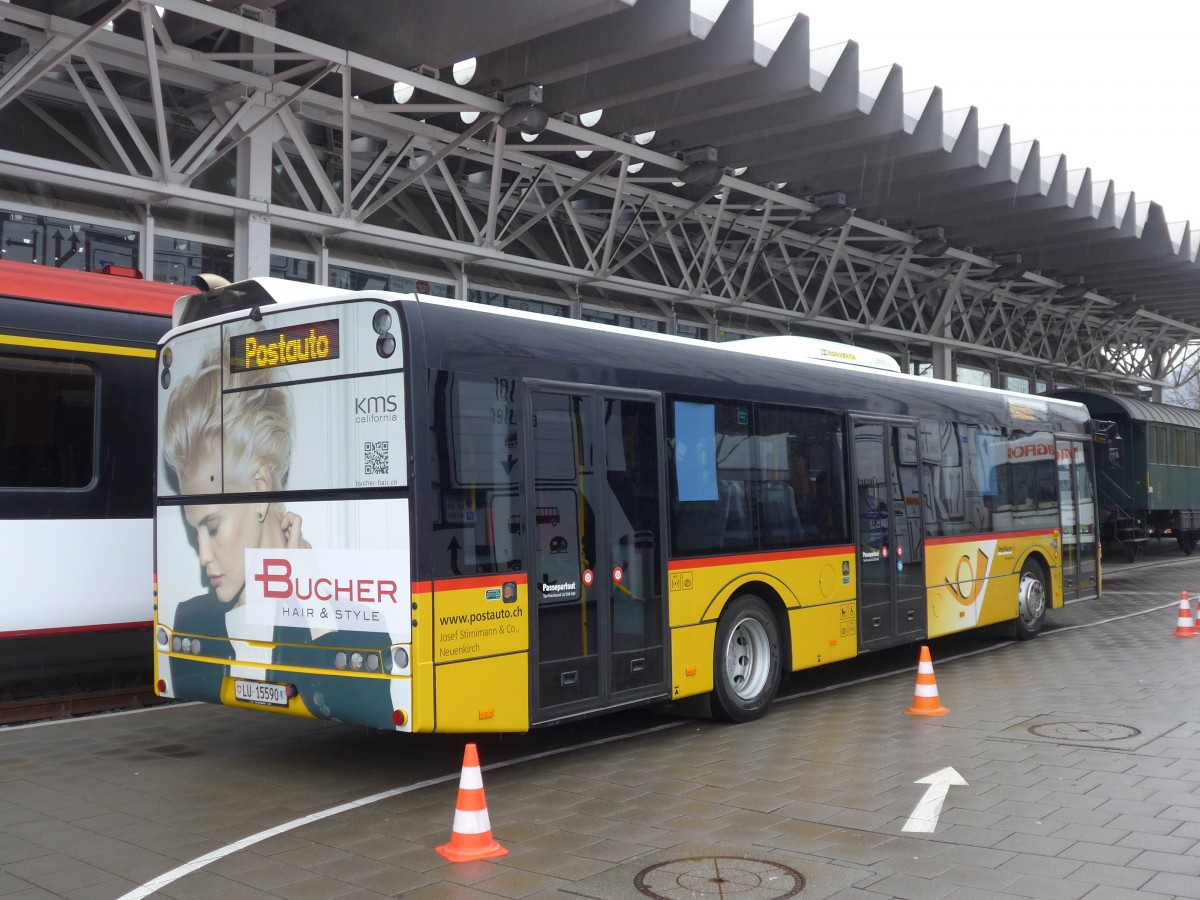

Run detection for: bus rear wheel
[[1015, 559, 1047, 640], [710, 594, 781, 723]]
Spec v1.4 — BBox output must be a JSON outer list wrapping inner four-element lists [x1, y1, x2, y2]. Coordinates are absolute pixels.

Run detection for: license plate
[[234, 679, 289, 707]]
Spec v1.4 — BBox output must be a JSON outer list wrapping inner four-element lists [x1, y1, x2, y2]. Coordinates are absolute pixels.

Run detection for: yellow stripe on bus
[[0, 333, 155, 359]]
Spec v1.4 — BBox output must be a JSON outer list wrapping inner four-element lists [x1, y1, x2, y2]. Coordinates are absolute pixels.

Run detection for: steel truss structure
[[0, 0, 1197, 391]]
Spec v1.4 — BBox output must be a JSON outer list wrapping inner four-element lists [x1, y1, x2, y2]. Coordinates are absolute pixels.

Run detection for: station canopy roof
[[2, 0, 1198, 390]]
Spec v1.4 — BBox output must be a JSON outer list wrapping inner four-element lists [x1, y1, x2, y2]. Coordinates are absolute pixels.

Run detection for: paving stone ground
[[2, 550, 1198, 899]]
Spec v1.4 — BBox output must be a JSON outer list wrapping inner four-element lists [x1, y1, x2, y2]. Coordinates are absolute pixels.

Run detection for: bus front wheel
[[1015, 560, 1048, 640], [710, 594, 781, 723]]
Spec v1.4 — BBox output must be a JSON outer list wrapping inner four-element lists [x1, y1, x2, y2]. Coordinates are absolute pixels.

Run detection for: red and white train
[[0, 261, 183, 701]]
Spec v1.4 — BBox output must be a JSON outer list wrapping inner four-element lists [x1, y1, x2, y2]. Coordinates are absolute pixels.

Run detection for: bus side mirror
[[1107, 438, 1123, 468]]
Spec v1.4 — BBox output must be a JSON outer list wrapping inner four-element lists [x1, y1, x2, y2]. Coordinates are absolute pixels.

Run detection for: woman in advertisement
[[162, 346, 392, 724], [161, 352, 309, 696]]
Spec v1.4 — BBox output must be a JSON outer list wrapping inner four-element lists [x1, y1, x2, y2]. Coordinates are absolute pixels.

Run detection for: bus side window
[[430, 372, 523, 578], [669, 398, 761, 554], [1035, 459, 1058, 509], [755, 404, 849, 549], [1011, 460, 1036, 511], [720, 479, 752, 547], [1002, 429, 1061, 530], [963, 425, 997, 534]]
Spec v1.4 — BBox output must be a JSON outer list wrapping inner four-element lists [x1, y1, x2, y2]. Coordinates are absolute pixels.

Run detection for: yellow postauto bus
[[153, 279, 1099, 732]]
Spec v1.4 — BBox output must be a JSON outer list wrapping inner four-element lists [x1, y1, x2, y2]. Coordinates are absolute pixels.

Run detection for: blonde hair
[[163, 347, 294, 494]]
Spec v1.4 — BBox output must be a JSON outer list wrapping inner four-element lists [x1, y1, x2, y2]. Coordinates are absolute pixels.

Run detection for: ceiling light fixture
[[913, 225, 949, 256], [1057, 275, 1089, 300], [990, 252, 1026, 280], [392, 81, 415, 104], [811, 191, 852, 228], [452, 57, 477, 86], [679, 146, 722, 188], [499, 104, 549, 135], [498, 84, 549, 137]]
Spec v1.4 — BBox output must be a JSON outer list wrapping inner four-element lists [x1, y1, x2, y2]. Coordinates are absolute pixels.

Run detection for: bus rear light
[[392, 709, 407, 727], [373, 308, 397, 357], [169, 636, 204, 655], [286, 684, 298, 699], [335, 650, 382, 671], [156, 679, 166, 693], [156, 627, 168, 646], [393, 647, 409, 670]]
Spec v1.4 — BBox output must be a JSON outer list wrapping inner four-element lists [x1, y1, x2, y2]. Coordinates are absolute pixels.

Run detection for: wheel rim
[[1019, 570, 1046, 628], [723, 616, 771, 701]]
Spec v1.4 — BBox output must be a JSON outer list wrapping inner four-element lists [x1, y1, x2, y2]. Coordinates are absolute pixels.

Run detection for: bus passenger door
[[853, 418, 926, 650], [1057, 437, 1099, 600], [526, 386, 667, 722]]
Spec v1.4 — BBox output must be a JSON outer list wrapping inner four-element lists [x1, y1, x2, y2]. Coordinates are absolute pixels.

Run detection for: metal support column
[[139, 206, 154, 278], [234, 116, 274, 280], [931, 344, 954, 382], [313, 237, 329, 287]]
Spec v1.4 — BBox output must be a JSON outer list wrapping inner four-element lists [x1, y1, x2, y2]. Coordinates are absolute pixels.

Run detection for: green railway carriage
[[1052, 389, 1200, 560]]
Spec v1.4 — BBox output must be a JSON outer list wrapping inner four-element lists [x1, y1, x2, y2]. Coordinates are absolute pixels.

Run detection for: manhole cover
[[998, 715, 1181, 751], [1028, 721, 1141, 742], [635, 856, 805, 899]]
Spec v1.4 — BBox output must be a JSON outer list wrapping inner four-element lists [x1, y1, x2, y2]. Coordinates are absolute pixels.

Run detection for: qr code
[[364, 441, 389, 475]]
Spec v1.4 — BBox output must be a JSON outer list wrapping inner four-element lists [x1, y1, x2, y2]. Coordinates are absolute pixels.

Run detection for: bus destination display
[[229, 319, 340, 372]]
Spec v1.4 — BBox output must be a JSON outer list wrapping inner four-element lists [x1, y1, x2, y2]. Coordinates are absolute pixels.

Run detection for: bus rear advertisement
[[153, 279, 1099, 733]]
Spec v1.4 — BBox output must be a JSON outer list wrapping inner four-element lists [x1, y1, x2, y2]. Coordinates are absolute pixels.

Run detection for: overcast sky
[[754, 1, 1200, 230]]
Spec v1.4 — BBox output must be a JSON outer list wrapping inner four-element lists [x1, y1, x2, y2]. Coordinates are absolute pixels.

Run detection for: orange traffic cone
[[1173, 591, 1198, 638], [905, 645, 948, 716], [436, 743, 508, 863]]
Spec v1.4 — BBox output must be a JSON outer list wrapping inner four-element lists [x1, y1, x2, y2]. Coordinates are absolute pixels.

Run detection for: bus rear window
[[159, 301, 406, 497], [0, 355, 94, 489]]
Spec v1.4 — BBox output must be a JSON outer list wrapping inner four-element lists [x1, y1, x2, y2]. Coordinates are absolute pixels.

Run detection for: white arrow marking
[[902, 767, 967, 833]]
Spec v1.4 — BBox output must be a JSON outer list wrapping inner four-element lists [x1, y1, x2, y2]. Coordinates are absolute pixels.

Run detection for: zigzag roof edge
[[691, 0, 732, 40], [809, 40, 853, 91]]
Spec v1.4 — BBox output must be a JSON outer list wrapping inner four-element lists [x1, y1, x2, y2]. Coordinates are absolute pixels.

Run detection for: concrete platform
[[3, 547, 1200, 899]]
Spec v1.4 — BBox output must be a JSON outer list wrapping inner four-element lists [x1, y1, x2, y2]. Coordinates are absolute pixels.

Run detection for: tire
[[1015, 559, 1048, 641], [1178, 531, 1197, 556], [709, 594, 781, 723]]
